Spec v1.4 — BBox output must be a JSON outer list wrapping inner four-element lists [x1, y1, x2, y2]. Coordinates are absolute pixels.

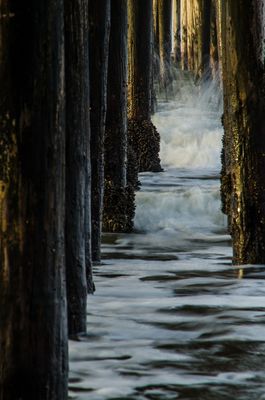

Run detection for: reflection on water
[[69, 76, 265, 400]]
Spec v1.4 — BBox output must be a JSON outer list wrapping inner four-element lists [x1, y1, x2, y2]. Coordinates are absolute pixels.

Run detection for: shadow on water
[[69, 75, 265, 400]]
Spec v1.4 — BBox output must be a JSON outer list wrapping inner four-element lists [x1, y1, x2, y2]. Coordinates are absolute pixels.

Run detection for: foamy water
[[134, 74, 227, 246], [69, 74, 265, 400]]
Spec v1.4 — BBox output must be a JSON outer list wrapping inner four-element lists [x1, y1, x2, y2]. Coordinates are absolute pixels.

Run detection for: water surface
[[69, 76, 265, 400]]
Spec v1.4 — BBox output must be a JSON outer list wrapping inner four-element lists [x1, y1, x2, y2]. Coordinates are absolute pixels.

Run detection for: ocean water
[[69, 74, 265, 400]]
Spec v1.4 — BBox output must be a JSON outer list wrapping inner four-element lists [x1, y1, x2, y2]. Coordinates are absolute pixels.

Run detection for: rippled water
[[69, 75, 265, 400]]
